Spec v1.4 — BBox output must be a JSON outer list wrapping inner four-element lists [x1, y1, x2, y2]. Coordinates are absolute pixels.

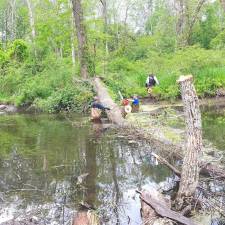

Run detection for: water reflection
[[0, 114, 172, 224], [202, 107, 225, 151]]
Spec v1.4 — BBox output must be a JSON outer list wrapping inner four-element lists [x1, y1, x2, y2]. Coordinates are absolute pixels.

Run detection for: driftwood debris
[[151, 152, 181, 176], [176, 75, 203, 209], [138, 190, 197, 225]]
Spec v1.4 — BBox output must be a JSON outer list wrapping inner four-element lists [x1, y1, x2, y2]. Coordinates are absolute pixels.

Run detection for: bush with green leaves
[[0, 52, 93, 112], [9, 39, 28, 62], [105, 46, 225, 100]]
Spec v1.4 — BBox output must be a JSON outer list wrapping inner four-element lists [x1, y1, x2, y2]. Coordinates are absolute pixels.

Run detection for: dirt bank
[[0, 104, 17, 114]]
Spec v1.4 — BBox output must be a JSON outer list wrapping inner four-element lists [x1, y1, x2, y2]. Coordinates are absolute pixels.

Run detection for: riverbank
[[126, 96, 225, 165], [0, 105, 17, 114]]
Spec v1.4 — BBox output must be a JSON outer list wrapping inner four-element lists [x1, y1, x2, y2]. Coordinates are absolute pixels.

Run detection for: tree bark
[[176, 75, 203, 209], [71, 0, 89, 79], [25, 0, 37, 57], [93, 77, 127, 126]]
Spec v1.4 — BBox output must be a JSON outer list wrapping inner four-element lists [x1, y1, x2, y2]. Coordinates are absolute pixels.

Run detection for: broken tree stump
[[176, 75, 203, 209]]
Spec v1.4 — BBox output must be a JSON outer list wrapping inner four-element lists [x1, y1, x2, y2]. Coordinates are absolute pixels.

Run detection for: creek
[[0, 107, 224, 225]]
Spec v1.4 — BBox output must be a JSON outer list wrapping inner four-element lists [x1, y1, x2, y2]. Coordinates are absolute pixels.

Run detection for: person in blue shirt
[[131, 95, 139, 112]]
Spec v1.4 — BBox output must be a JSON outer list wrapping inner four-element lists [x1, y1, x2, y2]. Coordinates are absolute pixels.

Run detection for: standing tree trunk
[[71, 21, 76, 67], [26, 0, 36, 39], [26, 0, 37, 57], [186, 0, 207, 44], [100, 0, 108, 75], [100, 0, 108, 54], [68, 0, 76, 68], [71, 0, 89, 79], [220, 0, 225, 12], [9, 0, 16, 40], [176, 75, 203, 210]]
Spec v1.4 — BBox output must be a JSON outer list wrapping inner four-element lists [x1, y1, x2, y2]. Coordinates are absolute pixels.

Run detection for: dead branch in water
[[151, 152, 181, 176]]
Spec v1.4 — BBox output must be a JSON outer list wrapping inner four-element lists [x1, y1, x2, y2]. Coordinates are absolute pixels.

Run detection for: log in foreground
[[73, 210, 100, 225], [93, 77, 128, 125], [139, 190, 197, 225]]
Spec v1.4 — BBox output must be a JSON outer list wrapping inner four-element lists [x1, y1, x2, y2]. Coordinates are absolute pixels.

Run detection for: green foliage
[[190, 3, 220, 49], [211, 30, 225, 49], [1, 0, 225, 111], [105, 46, 225, 100], [0, 49, 8, 69], [9, 39, 28, 62], [36, 82, 93, 113], [0, 53, 93, 112]]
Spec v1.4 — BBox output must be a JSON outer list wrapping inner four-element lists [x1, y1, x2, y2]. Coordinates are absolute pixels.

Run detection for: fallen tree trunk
[[93, 77, 128, 125], [93, 77, 225, 179], [92, 77, 224, 224]]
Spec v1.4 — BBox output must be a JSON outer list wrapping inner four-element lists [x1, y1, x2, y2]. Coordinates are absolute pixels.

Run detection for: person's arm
[[154, 76, 159, 85]]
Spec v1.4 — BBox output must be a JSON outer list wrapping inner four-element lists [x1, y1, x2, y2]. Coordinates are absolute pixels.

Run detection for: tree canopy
[[0, 0, 225, 112]]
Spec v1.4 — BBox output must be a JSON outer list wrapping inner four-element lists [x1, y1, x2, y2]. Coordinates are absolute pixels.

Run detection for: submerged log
[[93, 77, 128, 125], [176, 75, 203, 209]]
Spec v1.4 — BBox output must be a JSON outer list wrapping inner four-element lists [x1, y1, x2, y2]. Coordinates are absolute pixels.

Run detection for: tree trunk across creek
[[92, 76, 225, 224], [93, 77, 199, 225], [93, 77, 128, 126]]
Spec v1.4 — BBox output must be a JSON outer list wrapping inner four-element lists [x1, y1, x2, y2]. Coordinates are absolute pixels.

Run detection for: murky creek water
[[0, 114, 172, 225], [0, 107, 224, 225]]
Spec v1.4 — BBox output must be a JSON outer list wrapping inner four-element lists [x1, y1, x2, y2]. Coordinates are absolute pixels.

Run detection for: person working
[[90, 96, 110, 121], [91, 96, 110, 110], [145, 74, 159, 94], [131, 95, 139, 113]]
